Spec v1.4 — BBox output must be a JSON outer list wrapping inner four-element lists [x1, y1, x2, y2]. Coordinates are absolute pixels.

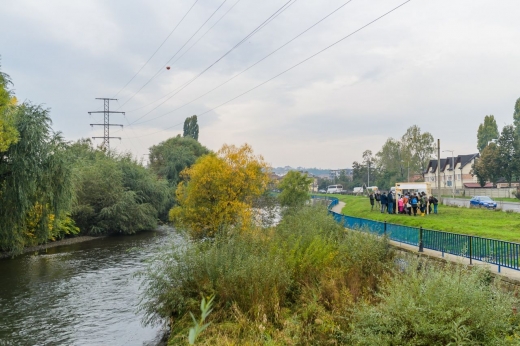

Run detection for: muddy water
[[0, 227, 181, 346]]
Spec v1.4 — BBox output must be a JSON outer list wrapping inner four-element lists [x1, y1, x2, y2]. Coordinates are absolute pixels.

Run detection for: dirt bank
[[0, 236, 104, 259]]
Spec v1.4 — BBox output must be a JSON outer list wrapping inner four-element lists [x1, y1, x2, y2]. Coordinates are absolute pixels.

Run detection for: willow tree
[[0, 104, 73, 253]]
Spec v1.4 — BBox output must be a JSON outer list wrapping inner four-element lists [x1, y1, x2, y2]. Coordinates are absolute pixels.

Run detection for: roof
[[464, 182, 493, 188], [426, 154, 479, 173]]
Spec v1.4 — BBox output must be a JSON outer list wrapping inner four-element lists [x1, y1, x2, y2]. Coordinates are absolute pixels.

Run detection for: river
[[0, 227, 181, 346]]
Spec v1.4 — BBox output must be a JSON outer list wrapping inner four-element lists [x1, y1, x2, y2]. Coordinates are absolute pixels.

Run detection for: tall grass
[[140, 205, 393, 344], [140, 204, 520, 344]]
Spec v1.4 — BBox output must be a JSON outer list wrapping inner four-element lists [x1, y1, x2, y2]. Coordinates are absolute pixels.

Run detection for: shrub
[[347, 258, 520, 345]]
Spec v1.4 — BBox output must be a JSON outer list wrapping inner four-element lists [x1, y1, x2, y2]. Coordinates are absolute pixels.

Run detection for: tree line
[[473, 99, 520, 187], [0, 64, 208, 254]]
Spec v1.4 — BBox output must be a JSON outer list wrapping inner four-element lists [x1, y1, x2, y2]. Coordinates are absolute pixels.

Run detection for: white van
[[327, 185, 343, 194]]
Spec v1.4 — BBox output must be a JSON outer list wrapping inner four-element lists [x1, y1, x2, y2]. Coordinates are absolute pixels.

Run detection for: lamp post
[[443, 150, 455, 198]]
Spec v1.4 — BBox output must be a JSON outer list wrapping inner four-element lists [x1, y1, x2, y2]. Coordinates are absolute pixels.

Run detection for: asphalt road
[[442, 198, 520, 213]]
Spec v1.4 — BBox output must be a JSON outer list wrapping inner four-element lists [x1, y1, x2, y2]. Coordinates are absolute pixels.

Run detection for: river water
[[0, 227, 181, 346]]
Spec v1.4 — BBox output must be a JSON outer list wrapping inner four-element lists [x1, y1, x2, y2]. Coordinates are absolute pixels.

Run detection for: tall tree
[[278, 171, 312, 209], [148, 135, 209, 187], [183, 115, 199, 141], [0, 104, 73, 253], [401, 125, 434, 179], [474, 142, 500, 186], [513, 97, 520, 138], [0, 67, 18, 152], [169, 144, 270, 239], [477, 115, 499, 152], [497, 125, 518, 186]]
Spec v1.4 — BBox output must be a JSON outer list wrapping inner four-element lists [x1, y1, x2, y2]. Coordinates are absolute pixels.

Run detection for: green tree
[[401, 125, 434, 179], [278, 171, 312, 209], [183, 115, 199, 140], [474, 142, 500, 186], [148, 135, 209, 187], [477, 115, 499, 152], [513, 97, 520, 138], [71, 144, 169, 235], [497, 125, 518, 186], [0, 104, 73, 253]]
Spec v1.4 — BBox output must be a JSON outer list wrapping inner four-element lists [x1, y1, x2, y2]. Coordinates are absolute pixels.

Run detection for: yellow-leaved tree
[[169, 144, 270, 238], [0, 67, 19, 152]]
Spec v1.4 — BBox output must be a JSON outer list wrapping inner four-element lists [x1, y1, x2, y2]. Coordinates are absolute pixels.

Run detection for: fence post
[[419, 227, 424, 252], [384, 221, 387, 236], [469, 235, 473, 265]]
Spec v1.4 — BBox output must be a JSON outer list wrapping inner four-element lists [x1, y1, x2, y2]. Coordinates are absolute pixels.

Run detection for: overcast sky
[[2, 0, 520, 169]]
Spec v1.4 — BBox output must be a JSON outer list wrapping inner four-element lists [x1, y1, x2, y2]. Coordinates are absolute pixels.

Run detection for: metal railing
[[319, 195, 520, 272]]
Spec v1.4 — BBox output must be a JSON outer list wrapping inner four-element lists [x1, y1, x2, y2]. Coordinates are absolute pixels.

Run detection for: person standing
[[428, 195, 433, 214], [380, 192, 388, 213], [398, 195, 404, 214], [432, 195, 439, 214], [369, 193, 375, 211], [375, 192, 381, 209], [387, 191, 394, 215], [410, 193, 418, 216]]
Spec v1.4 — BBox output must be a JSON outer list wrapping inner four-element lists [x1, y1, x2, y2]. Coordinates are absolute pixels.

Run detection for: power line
[[125, 0, 413, 139], [124, 0, 244, 114], [117, 0, 229, 110], [131, 0, 355, 126], [123, 0, 297, 125], [112, 0, 200, 99]]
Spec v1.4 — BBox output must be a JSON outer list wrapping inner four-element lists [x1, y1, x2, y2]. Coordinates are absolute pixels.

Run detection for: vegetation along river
[[0, 226, 180, 346]]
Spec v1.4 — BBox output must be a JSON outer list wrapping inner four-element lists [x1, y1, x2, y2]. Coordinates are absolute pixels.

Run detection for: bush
[[347, 258, 520, 345]]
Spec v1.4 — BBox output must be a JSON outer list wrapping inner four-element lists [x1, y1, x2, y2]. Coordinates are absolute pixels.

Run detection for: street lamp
[[443, 150, 455, 198]]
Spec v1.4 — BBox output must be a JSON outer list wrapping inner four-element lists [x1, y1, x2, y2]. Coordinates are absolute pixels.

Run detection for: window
[[457, 174, 461, 181]]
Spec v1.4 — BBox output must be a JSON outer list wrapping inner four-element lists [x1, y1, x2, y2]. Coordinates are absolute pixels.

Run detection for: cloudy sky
[[2, 0, 520, 169]]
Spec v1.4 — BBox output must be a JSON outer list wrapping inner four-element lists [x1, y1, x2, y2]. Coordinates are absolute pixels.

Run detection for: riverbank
[[0, 235, 104, 259]]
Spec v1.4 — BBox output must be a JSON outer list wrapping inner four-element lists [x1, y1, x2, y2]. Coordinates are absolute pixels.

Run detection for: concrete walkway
[[332, 201, 520, 285]]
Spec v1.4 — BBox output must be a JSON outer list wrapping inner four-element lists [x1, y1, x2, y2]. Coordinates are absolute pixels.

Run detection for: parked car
[[318, 189, 327, 193], [469, 196, 497, 209]]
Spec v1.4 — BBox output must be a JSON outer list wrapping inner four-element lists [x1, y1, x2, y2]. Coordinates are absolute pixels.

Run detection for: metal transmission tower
[[88, 98, 125, 150]]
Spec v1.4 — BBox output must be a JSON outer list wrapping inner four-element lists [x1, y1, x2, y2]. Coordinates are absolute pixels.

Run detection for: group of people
[[369, 191, 439, 216]]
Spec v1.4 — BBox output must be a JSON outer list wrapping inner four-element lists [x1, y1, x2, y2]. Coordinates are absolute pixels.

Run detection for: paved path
[[443, 197, 520, 213], [332, 201, 520, 284]]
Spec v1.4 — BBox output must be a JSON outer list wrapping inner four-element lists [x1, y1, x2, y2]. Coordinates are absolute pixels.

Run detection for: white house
[[424, 153, 482, 189]]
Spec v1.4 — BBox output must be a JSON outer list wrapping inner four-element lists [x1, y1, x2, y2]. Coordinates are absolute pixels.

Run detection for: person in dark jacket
[[380, 192, 388, 213], [375, 192, 381, 209], [387, 192, 394, 214], [369, 193, 375, 211]]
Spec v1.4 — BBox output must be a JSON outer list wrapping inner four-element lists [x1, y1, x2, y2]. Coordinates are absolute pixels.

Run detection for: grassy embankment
[[331, 194, 520, 242]]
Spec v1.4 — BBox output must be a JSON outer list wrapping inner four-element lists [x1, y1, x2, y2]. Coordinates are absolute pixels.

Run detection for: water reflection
[[0, 227, 180, 345]]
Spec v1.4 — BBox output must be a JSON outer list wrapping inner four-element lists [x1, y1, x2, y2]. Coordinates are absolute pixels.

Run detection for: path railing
[[314, 195, 520, 272]]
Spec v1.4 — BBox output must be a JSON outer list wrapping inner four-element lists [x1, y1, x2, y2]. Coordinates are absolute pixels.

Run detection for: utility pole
[[88, 98, 125, 150], [437, 139, 441, 203], [443, 149, 455, 198]]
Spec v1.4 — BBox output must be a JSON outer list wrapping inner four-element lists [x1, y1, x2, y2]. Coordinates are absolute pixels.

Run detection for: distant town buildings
[[328, 169, 353, 181]]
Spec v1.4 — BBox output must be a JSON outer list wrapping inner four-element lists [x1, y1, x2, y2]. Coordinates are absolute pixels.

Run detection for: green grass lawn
[[329, 195, 520, 243]]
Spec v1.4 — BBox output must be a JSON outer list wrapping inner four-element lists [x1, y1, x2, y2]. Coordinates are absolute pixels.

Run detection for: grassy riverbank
[[334, 194, 520, 242], [141, 206, 520, 345]]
